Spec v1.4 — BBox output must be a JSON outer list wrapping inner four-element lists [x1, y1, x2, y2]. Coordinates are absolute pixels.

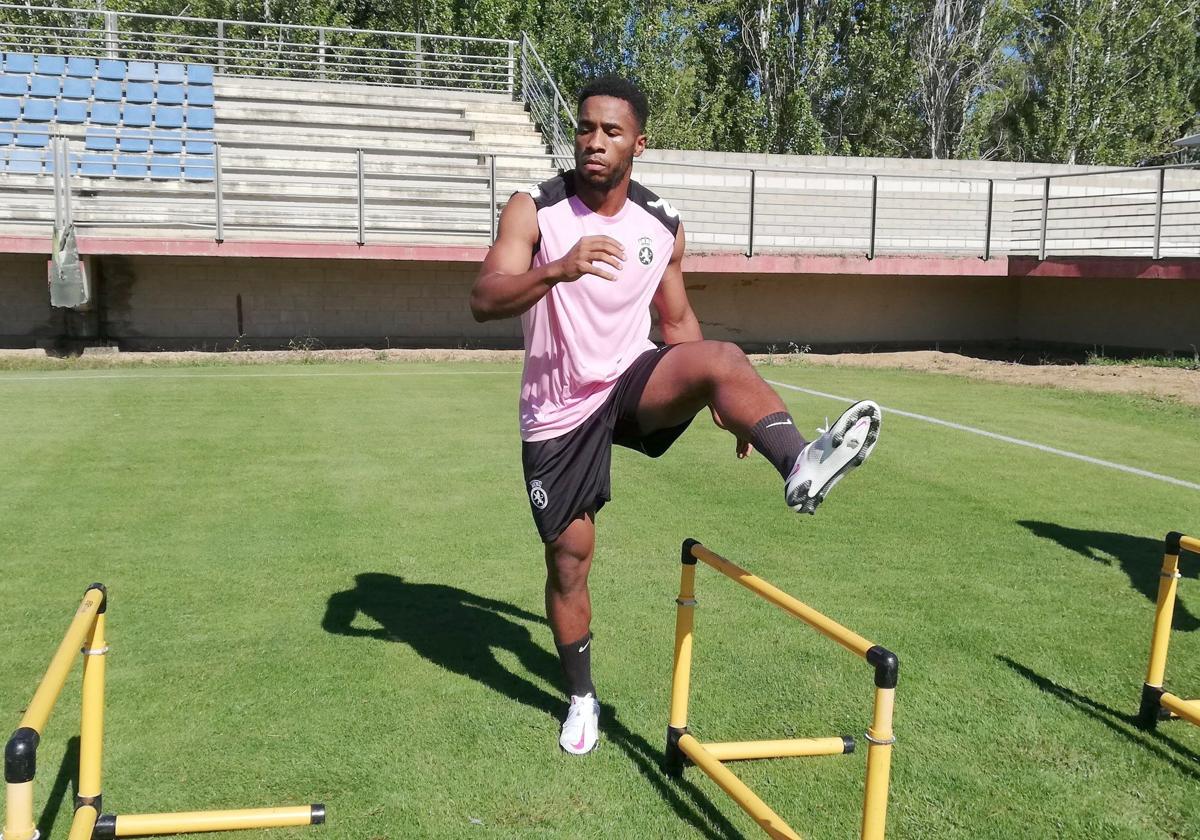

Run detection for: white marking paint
[[766, 379, 1200, 492]]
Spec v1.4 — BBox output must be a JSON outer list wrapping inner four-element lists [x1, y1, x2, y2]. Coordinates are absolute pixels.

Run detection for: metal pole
[[318, 28, 326, 79], [217, 20, 225, 71], [414, 34, 423, 86], [357, 148, 365, 246], [746, 169, 756, 257], [63, 140, 73, 225], [214, 143, 224, 243], [104, 11, 119, 58], [868, 174, 878, 260], [1039, 176, 1050, 261], [489, 154, 497, 244], [52, 138, 63, 231], [983, 179, 994, 261], [506, 42, 515, 97], [1152, 167, 1165, 260]]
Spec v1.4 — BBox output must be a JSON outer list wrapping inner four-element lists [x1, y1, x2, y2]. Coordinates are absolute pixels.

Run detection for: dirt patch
[[751, 350, 1200, 407], [3, 347, 1196, 407]]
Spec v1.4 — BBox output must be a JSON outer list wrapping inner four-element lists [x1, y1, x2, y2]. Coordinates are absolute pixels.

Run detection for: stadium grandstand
[[1, 3, 1197, 353]]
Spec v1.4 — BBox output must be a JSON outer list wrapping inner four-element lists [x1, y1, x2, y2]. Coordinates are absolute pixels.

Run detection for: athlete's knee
[[704, 340, 751, 378], [545, 539, 591, 594]]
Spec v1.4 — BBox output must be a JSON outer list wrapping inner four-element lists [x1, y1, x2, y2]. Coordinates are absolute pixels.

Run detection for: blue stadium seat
[[126, 82, 153, 104], [185, 106, 214, 130], [79, 152, 114, 177], [0, 124, 13, 145], [62, 76, 91, 99], [23, 99, 55, 122], [58, 99, 87, 124], [5, 53, 34, 74], [157, 82, 184, 105], [94, 79, 122, 102], [15, 130, 48, 148], [150, 154, 181, 179], [119, 129, 150, 152], [29, 74, 61, 97], [157, 63, 185, 83], [124, 104, 152, 127], [0, 74, 27, 96], [98, 59, 126, 81], [186, 84, 214, 107], [85, 128, 117, 151], [156, 106, 183, 129], [90, 101, 120, 125], [186, 64, 214, 85], [0, 96, 19, 120], [152, 130, 182, 153], [8, 148, 43, 174], [36, 55, 66, 76], [115, 155, 148, 178], [184, 130, 214, 155], [184, 159, 214, 180], [128, 61, 155, 82], [66, 56, 96, 78]]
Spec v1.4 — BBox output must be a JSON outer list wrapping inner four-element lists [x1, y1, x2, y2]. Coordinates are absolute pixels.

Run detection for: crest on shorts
[[529, 480, 549, 510], [637, 236, 654, 266]]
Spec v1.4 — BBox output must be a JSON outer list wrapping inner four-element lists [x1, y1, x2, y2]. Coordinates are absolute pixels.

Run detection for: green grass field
[[2, 360, 1198, 839]]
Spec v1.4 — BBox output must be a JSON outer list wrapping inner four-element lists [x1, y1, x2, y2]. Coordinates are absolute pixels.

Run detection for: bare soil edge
[[1, 348, 1196, 407]]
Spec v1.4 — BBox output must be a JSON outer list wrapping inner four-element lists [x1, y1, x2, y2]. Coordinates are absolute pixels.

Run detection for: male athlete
[[470, 76, 881, 755]]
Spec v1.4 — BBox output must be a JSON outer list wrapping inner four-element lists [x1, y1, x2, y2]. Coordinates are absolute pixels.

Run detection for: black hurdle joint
[[1165, 532, 1183, 556], [74, 793, 102, 813], [841, 735, 856, 754], [1138, 683, 1166, 730], [311, 804, 327, 825], [681, 539, 700, 565], [93, 813, 117, 839], [866, 646, 899, 689], [86, 581, 108, 613], [664, 725, 689, 777], [5, 726, 39, 783]]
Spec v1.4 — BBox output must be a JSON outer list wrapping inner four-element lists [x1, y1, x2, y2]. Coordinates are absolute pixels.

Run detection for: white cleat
[[559, 693, 600, 755], [785, 400, 882, 515]]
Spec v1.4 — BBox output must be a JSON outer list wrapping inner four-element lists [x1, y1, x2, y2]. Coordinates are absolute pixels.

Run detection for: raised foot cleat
[[559, 693, 600, 755], [785, 400, 882, 515]]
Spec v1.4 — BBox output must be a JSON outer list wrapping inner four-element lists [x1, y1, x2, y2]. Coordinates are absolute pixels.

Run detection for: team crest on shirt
[[637, 236, 654, 266], [529, 480, 549, 510]]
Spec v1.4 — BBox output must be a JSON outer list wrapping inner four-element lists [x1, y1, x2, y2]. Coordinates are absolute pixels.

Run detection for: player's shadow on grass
[[997, 655, 1200, 779], [322, 574, 741, 839], [1019, 521, 1199, 631]]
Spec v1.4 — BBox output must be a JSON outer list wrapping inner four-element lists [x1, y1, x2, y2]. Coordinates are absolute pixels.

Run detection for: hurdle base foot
[[664, 726, 689, 777], [1138, 683, 1167, 730]]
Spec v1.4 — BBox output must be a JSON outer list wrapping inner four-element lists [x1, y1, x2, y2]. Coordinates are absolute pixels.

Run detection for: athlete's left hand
[[710, 407, 753, 459]]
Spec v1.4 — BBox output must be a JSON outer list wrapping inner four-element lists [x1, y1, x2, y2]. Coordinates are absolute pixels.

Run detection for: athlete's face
[[574, 95, 646, 191]]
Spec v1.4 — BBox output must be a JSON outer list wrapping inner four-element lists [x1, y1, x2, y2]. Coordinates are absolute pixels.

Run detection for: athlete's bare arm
[[650, 223, 701, 344], [470, 193, 627, 322]]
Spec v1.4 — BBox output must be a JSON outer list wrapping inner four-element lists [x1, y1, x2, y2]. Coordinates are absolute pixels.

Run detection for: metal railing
[[518, 34, 575, 159]]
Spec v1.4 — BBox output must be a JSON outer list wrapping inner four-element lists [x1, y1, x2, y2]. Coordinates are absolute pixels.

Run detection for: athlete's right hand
[[552, 236, 625, 283]]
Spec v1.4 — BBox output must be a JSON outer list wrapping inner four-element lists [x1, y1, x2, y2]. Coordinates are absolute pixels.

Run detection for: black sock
[[555, 632, 595, 698], [749, 412, 808, 479]]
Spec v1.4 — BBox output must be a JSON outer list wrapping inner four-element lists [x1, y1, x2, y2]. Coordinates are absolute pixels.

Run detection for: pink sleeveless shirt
[[519, 173, 681, 442]]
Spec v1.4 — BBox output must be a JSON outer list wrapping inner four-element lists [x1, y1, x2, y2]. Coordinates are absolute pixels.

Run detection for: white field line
[[0, 369, 516, 383], [766, 379, 1200, 493]]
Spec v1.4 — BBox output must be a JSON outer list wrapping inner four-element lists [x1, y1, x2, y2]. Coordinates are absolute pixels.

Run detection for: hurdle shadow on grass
[[997, 656, 1200, 779], [322, 574, 741, 839], [1019, 521, 1199, 631], [36, 735, 79, 838]]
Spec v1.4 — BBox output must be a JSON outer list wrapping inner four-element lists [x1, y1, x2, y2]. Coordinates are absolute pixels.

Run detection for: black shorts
[[522, 345, 694, 543]]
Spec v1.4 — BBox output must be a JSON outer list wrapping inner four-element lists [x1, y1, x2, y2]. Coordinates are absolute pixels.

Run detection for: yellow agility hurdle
[[665, 541, 899, 840], [3, 584, 324, 840], [1138, 531, 1200, 730]]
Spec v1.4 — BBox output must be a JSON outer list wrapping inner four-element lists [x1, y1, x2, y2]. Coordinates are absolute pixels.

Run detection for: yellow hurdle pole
[[861, 686, 896, 840], [1159, 693, 1200, 727], [1181, 535, 1200, 555], [78, 608, 108, 811], [67, 804, 98, 840], [703, 736, 854, 762], [689, 544, 875, 659], [1140, 534, 1184, 728], [102, 805, 325, 836], [665, 541, 699, 777], [4, 584, 106, 840], [676, 734, 802, 840]]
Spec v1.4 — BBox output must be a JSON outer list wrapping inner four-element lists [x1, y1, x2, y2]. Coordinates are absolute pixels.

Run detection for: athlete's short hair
[[577, 75, 649, 132]]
